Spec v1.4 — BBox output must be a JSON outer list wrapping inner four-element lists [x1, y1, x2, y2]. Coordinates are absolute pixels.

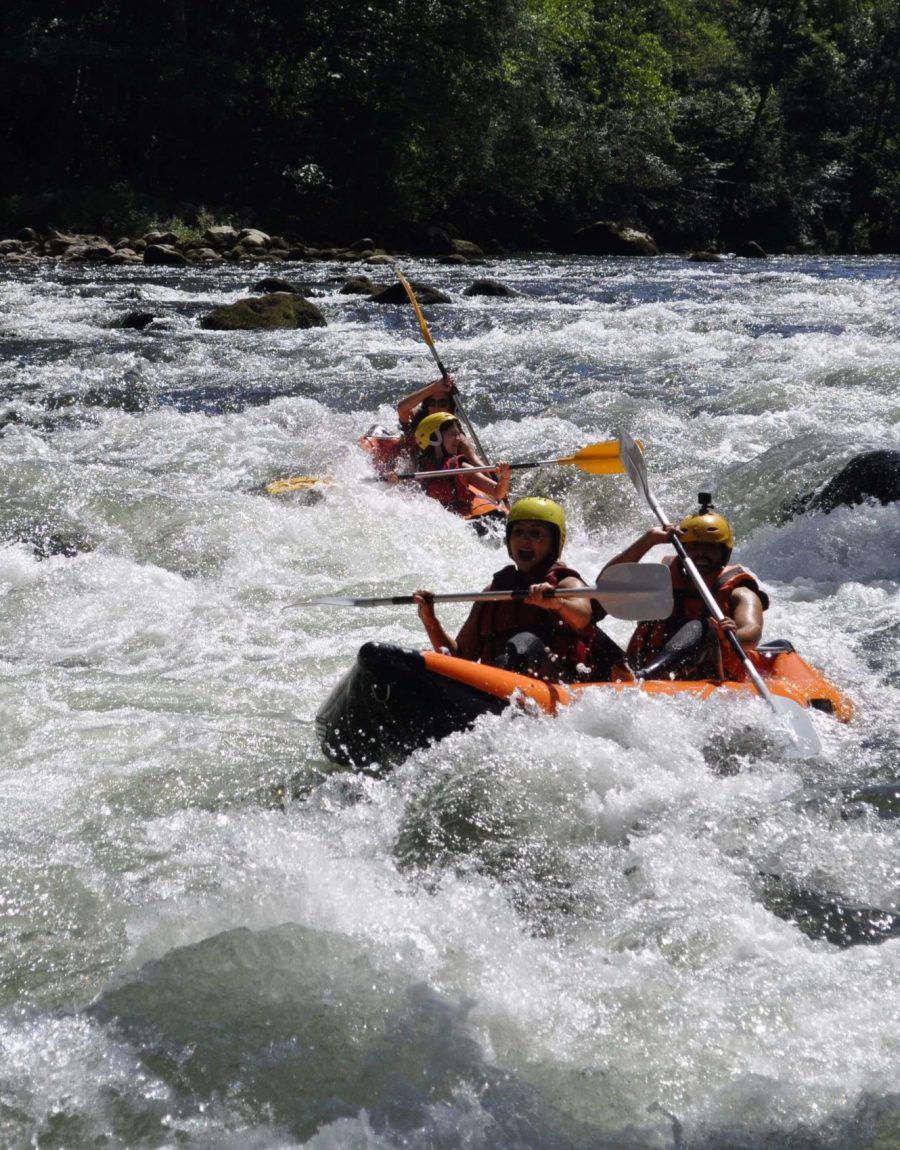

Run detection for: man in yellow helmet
[[414, 497, 626, 681], [602, 494, 768, 680]]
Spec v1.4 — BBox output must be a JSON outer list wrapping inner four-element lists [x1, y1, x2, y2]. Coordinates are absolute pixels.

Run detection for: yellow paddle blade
[[395, 267, 436, 350], [556, 439, 643, 475], [266, 475, 333, 495]]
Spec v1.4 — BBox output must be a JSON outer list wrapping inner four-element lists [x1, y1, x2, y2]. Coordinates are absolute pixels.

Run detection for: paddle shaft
[[394, 266, 490, 464], [312, 563, 672, 621], [401, 460, 552, 480], [325, 586, 637, 607]]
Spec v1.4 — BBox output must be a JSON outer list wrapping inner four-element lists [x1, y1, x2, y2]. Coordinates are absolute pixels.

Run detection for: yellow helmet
[[506, 497, 567, 557], [679, 493, 734, 553], [415, 411, 459, 451]]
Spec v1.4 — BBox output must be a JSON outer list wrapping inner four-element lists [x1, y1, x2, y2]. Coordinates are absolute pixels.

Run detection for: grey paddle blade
[[310, 594, 412, 607], [768, 693, 822, 758], [618, 429, 650, 502], [594, 562, 673, 621]]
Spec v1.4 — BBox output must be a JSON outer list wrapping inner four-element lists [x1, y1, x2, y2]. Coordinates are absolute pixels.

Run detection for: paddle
[[266, 438, 635, 494], [400, 438, 632, 480], [394, 265, 490, 465], [266, 475, 333, 494], [618, 429, 821, 756], [309, 562, 673, 622]]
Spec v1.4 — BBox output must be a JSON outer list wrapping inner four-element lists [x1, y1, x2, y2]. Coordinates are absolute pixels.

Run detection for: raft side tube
[[749, 641, 855, 721], [422, 650, 572, 714]]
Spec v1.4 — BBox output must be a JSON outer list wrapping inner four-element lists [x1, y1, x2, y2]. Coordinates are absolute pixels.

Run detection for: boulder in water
[[370, 282, 451, 305], [119, 311, 155, 330], [463, 278, 519, 298], [565, 221, 659, 256], [785, 450, 900, 518], [340, 275, 380, 295], [200, 293, 326, 330], [253, 276, 304, 295], [144, 244, 189, 267]]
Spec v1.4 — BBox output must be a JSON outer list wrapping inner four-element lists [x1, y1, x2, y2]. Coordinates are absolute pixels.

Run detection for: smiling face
[[440, 420, 464, 454], [507, 519, 556, 574], [684, 540, 728, 574]]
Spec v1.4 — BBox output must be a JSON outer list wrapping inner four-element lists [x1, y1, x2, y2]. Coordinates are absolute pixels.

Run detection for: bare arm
[[602, 525, 680, 569], [525, 576, 593, 632], [397, 377, 454, 425], [720, 586, 764, 645], [465, 461, 511, 501], [413, 591, 483, 659]]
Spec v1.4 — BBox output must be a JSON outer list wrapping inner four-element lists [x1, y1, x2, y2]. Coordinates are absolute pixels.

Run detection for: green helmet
[[506, 497, 567, 557], [415, 411, 459, 451], [679, 493, 734, 556]]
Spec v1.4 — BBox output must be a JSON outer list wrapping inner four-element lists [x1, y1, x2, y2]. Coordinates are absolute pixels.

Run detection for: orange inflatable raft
[[316, 639, 853, 769], [359, 426, 509, 530]]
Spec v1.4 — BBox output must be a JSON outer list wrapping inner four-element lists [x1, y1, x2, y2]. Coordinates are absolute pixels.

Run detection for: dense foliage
[[1, 0, 898, 250]]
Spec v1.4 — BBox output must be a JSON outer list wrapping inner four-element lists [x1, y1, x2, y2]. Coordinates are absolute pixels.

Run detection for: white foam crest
[[0, 1012, 171, 1136], [743, 501, 900, 586]]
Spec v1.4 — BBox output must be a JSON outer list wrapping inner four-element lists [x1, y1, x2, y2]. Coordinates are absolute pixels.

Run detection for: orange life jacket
[[627, 558, 769, 680], [477, 561, 600, 678]]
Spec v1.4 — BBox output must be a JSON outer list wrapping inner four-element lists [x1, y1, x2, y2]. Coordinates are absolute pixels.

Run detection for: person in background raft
[[414, 497, 629, 682], [397, 376, 483, 466], [602, 493, 768, 680], [412, 412, 510, 515]]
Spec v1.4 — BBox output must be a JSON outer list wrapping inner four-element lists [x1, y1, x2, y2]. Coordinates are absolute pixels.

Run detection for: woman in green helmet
[[414, 497, 626, 682]]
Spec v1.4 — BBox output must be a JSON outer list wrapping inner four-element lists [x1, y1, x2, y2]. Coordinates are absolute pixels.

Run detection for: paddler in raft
[[397, 375, 484, 466], [414, 497, 629, 682], [410, 411, 511, 516], [603, 493, 768, 681]]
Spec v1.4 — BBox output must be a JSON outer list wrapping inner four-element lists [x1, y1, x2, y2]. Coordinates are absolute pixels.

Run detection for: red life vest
[[418, 452, 472, 515], [476, 561, 600, 678], [628, 558, 769, 679]]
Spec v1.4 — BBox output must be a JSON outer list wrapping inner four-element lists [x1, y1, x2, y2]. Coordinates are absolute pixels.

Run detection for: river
[[1, 253, 898, 1149]]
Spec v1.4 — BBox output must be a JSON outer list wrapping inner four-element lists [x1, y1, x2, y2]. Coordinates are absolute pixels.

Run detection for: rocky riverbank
[[0, 225, 412, 269], [0, 221, 772, 269]]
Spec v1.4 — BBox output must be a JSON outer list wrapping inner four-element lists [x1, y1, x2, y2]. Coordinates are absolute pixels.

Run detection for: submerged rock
[[47, 380, 155, 412], [8, 522, 95, 559], [463, 278, 519, 298], [370, 281, 451, 305], [119, 311, 155, 330], [760, 873, 900, 947]]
